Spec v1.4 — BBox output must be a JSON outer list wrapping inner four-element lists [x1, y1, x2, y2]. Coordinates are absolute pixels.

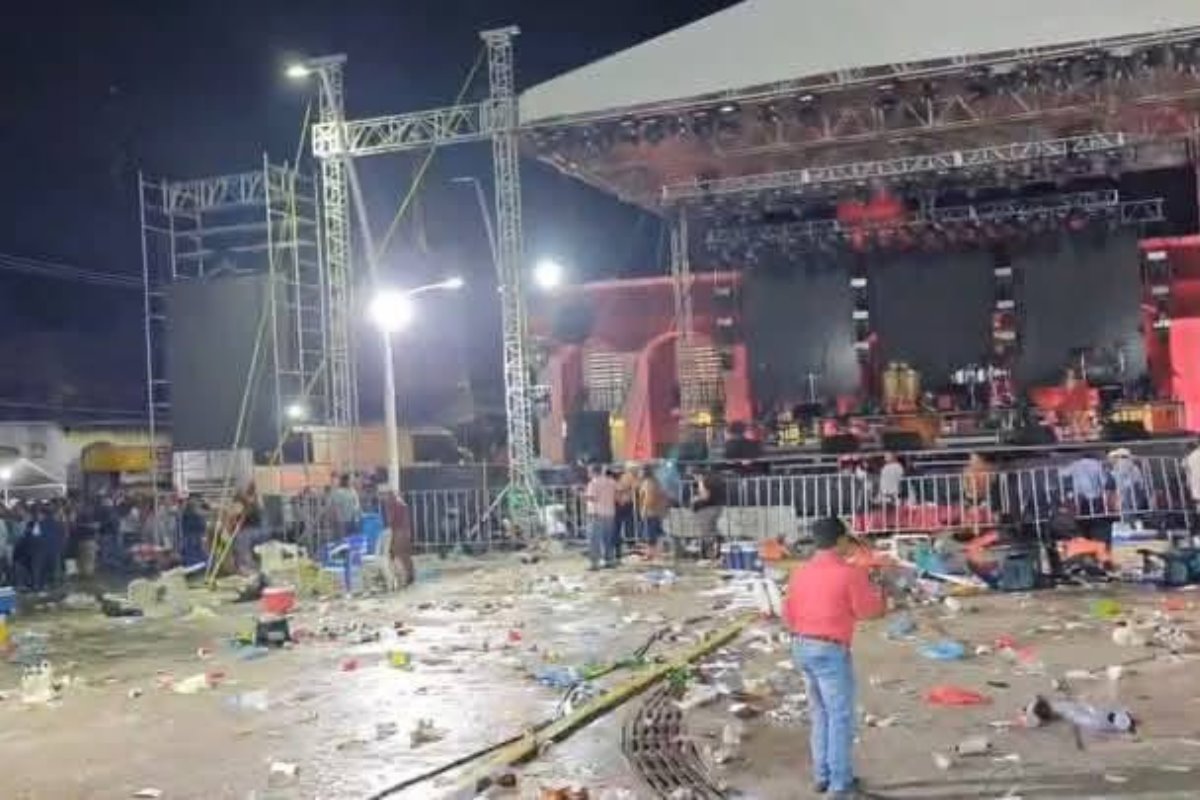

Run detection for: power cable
[[373, 46, 487, 263], [0, 252, 140, 289]]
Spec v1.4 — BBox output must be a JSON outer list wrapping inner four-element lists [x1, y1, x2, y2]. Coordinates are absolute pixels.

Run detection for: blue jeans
[[641, 517, 665, 544], [793, 637, 856, 791], [588, 516, 615, 568]]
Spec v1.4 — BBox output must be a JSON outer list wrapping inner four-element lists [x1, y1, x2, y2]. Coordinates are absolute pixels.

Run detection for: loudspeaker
[[820, 433, 860, 454], [566, 410, 612, 464], [1103, 420, 1148, 442], [881, 430, 924, 452]]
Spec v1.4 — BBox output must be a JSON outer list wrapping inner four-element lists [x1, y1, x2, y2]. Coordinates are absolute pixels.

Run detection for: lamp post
[[369, 278, 464, 493], [0, 466, 12, 506]]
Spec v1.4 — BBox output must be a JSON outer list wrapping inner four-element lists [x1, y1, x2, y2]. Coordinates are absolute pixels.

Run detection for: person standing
[[690, 470, 726, 560], [583, 465, 618, 570], [1185, 439, 1200, 514], [381, 490, 415, 588], [878, 453, 905, 506], [613, 464, 638, 564], [783, 517, 885, 797], [330, 474, 362, 538], [1061, 453, 1107, 517], [637, 465, 670, 560]]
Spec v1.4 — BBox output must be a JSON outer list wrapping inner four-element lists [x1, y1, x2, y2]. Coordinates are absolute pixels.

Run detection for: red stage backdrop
[[530, 273, 750, 461]]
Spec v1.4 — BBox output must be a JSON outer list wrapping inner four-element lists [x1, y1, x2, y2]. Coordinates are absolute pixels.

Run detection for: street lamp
[[534, 258, 565, 290], [284, 63, 312, 80], [0, 465, 12, 505], [371, 279, 465, 492]]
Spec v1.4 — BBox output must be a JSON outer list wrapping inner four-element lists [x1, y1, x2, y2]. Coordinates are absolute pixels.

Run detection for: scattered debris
[[132, 789, 163, 799], [954, 735, 992, 756], [925, 685, 990, 707], [171, 673, 214, 695], [919, 640, 967, 661], [268, 761, 300, 784], [410, 718, 445, 748]]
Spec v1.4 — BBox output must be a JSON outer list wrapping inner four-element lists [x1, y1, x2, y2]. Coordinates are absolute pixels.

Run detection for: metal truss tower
[[306, 55, 359, 448], [482, 27, 539, 517], [307, 27, 539, 527], [669, 211, 702, 427]]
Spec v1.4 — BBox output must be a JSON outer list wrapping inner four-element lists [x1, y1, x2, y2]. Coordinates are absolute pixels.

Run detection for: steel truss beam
[[164, 167, 308, 213], [705, 191, 1164, 253], [664, 132, 1132, 203], [313, 103, 495, 158]]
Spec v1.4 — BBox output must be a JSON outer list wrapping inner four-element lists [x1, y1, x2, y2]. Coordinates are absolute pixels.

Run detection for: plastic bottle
[[1049, 699, 1136, 733]]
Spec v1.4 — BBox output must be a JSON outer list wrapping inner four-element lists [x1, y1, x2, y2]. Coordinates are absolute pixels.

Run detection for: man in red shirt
[[783, 517, 886, 797]]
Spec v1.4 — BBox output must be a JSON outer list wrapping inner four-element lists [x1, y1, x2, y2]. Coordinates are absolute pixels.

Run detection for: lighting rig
[[704, 190, 1166, 260], [528, 31, 1200, 172]]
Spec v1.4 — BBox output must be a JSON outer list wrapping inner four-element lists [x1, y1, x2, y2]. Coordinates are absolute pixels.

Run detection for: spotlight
[[534, 258, 565, 290], [286, 403, 308, 422]]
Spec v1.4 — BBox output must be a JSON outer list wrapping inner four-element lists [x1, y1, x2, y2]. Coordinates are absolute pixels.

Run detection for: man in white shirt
[[584, 465, 618, 570], [1185, 440, 1200, 508], [879, 453, 905, 505]]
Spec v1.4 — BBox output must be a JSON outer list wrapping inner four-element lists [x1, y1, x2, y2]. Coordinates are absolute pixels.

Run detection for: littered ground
[[2, 553, 1200, 800]]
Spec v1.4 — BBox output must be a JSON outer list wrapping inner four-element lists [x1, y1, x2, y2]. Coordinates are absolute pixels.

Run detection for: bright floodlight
[[0, 467, 12, 482], [535, 258, 565, 290], [369, 289, 416, 334], [285, 63, 311, 80], [285, 403, 308, 422], [442, 276, 465, 290]]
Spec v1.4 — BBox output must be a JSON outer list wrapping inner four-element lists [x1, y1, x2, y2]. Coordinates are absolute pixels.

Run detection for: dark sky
[[0, 0, 738, 419]]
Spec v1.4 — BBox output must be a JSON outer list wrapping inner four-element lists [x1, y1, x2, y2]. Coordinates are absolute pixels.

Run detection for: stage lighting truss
[[532, 30, 1200, 206], [663, 132, 1134, 206], [704, 190, 1165, 259]]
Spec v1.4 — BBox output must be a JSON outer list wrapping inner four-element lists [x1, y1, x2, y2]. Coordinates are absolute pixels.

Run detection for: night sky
[[0, 1, 737, 421]]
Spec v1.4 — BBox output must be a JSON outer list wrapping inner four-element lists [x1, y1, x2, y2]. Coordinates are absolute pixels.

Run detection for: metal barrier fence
[[293, 454, 1196, 554]]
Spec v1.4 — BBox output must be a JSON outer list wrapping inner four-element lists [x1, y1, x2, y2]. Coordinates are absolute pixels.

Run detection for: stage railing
[[293, 455, 1196, 554]]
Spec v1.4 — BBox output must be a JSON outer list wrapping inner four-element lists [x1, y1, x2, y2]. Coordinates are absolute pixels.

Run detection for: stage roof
[[520, 0, 1200, 124]]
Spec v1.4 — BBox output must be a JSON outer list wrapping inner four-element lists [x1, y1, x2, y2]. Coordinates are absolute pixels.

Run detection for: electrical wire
[[0, 252, 140, 289], [372, 46, 487, 263]]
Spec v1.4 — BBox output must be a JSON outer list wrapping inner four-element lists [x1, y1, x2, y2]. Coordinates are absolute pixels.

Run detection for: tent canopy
[[520, 0, 1200, 124]]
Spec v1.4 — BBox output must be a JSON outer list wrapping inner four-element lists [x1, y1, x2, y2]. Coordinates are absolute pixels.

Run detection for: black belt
[[795, 633, 848, 647]]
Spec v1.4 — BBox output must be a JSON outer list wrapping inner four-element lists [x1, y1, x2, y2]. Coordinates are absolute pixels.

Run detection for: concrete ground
[[2, 553, 1200, 800]]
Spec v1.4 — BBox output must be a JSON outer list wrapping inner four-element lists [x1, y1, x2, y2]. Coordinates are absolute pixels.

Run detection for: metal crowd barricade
[[284, 454, 1195, 555]]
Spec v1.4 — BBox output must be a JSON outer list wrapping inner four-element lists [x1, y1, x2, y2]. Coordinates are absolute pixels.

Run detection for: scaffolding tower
[[139, 159, 327, 492]]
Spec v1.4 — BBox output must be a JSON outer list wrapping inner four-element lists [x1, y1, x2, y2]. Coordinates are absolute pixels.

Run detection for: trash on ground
[[925, 685, 991, 706], [954, 735, 992, 756], [919, 640, 967, 661], [410, 718, 445, 748], [1024, 696, 1137, 734], [268, 761, 300, 784], [132, 790, 164, 799], [171, 673, 213, 695]]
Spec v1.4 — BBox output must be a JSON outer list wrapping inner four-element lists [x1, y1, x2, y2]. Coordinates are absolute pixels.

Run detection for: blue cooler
[[723, 543, 763, 573], [0, 587, 15, 616]]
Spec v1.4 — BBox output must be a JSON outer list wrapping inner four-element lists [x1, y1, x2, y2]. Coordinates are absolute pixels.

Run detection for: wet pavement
[[2, 554, 1200, 799]]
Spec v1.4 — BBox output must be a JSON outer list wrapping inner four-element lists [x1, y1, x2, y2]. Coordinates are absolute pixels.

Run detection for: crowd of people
[[0, 491, 206, 593]]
